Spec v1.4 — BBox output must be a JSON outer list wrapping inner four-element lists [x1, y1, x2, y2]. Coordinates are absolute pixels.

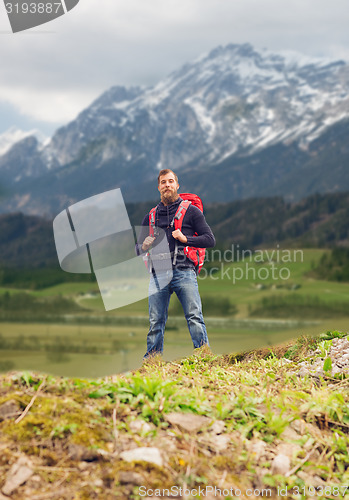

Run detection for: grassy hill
[[0, 331, 348, 499]]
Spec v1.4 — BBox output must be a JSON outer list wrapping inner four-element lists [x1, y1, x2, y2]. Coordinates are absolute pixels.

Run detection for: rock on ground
[[119, 447, 163, 467]]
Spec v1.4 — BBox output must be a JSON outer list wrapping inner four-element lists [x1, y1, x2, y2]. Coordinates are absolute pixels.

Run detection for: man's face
[[158, 172, 179, 204]]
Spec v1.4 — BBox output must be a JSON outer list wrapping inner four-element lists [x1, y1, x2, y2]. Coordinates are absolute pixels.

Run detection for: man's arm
[[135, 214, 153, 255], [181, 205, 215, 248]]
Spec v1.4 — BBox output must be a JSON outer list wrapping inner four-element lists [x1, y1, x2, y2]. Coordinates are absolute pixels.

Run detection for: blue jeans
[[145, 267, 209, 358]]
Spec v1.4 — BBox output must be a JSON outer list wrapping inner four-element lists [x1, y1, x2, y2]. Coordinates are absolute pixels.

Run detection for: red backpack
[[148, 193, 206, 274]]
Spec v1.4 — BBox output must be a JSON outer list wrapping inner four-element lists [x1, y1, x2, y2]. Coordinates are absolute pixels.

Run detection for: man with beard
[[136, 169, 215, 358]]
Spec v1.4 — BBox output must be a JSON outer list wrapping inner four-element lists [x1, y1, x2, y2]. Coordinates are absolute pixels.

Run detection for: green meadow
[[0, 249, 348, 377]]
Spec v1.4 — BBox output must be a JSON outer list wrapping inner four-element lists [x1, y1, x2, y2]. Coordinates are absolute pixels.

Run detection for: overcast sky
[[0, 0, 349, 137]]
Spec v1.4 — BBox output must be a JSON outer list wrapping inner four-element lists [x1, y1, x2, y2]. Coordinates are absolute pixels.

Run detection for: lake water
[[0, 316, 336, 378]]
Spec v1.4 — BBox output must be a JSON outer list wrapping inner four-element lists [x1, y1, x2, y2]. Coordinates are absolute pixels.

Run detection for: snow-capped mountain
[[0, 128, 49, 186], [0, 127, 46, 156], [1, 43, 349, 214], [45, 43, 349, 168]]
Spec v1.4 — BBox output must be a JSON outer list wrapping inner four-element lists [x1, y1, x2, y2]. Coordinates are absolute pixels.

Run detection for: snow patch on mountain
[[0, 127, 46, 156], [184, 97, 216, 139]]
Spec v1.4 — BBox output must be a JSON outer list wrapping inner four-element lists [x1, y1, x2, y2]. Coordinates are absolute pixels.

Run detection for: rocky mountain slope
[[1, 43, 349, 214]]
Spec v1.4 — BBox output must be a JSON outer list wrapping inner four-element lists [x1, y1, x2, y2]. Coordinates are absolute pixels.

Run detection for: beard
[[161, 189, 179, 205]]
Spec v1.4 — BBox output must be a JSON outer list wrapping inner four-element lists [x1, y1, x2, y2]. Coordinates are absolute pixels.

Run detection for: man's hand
[[172, 229, 188, 244], [142, 236, 156, 252]]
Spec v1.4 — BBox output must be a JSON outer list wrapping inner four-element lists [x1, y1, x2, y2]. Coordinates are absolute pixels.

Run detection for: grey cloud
[[0, 0, 348, 128]]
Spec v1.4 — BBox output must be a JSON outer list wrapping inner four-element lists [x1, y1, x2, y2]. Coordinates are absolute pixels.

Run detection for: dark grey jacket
[[136, 197, 215, 269]]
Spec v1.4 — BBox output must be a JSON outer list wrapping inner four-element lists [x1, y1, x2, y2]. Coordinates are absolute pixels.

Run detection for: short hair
[[157, 169, 178, 185]]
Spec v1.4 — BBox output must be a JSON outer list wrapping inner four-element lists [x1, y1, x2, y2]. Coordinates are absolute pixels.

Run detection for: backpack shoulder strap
[[172, 200, 191, 231], [148, 206, 157, 237], [172, 200, 191, 266]]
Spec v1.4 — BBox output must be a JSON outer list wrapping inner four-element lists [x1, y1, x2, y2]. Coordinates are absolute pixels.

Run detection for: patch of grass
[[88, 371, 211, 425]]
